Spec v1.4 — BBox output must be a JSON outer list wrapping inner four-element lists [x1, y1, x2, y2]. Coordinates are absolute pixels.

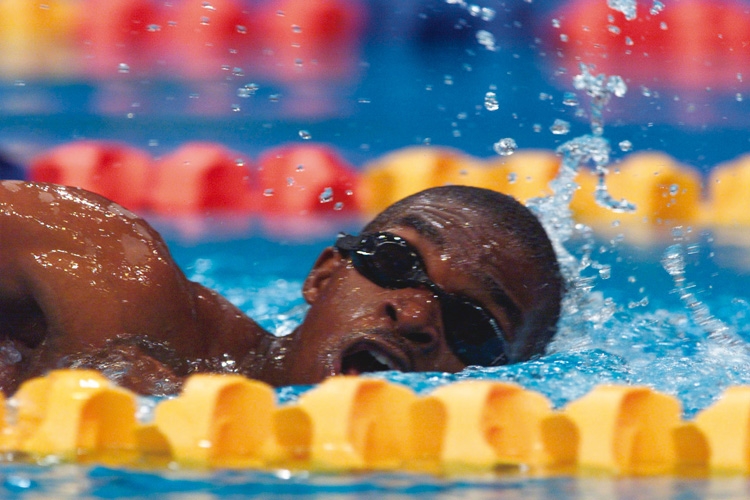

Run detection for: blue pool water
[[2, 224, 750, 498], [5, 0, 750, 497], [163, 223, 750, 419], [6, 463, 750, 499]]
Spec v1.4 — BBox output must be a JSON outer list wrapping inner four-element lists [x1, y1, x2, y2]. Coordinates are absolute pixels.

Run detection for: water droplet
[[148, 139, 159, 147], [357, 97, 371, 104], [550, 119, 571, 135], [562, 92, 579, 106], [625, 36, 634, 46], [236, 25, 247, 34], [484, 91, 499, 111], [607, 25, 621, 34], [234, 158, 245, 166], [286, 177, 294, 186], [479, 7, 495, 21], [146, 24, 161, 32], [493, 138, 518, 156], [263, 188, 274, 197], [532, 123, 542, 133], [232, 67, 244, 77], [118, 63, 130, 73], [660, 21, 668, 30], [291, 24, 302, 33], [476, 30, 496, 51], [200, 16, 210, 25], [607, 0, 637, 21], [296, 164, 304, 172], [619, 140, 633, 152], [202, 1, 215, 10], [650, 0, 665, 15], [669, 184, 680, 196], [599, 265, 611, 279], [237, 83, 259, 98], [552, 18, 561, 28], [507, 172, 517, 183], [334, 202, 344, 211], [319, 187, 333, 203], [444, 75, 454, 85], [736, 93, 743, 102], [4, 474, 34, 491], [559, 33, 569, 42], [231, 104, 241, 112], [298, 130, 311, 140], [269, 94, 281, 102]]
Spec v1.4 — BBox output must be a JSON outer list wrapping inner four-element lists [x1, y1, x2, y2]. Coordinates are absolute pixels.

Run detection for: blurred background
[[0, 0, 748, 166], [2, 0, 750, 241]]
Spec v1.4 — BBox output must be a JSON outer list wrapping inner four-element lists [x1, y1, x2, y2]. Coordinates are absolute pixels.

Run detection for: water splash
[[566, 64, 636, 213], [607, 0, 637, 20], [661, 243, 740, 344], [572, 64, 627, 137]]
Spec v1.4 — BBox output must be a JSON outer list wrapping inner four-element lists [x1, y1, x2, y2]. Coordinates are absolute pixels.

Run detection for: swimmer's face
[[280, 199, 558, 385]]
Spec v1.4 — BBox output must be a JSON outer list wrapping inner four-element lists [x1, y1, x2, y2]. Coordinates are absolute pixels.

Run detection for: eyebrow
[[393, 214, 446, 247], [395, 214, 522, 326], [483, 276, 524, 330]]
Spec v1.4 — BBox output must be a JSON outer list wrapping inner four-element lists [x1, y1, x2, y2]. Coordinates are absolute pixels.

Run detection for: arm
[[0, 180, 266, 394]]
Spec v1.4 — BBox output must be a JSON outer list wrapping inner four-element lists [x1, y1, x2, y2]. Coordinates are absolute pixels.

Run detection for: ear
[[302, 247, 342, 305]]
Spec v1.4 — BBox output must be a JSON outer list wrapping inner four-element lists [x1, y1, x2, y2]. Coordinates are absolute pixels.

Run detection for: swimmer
[[0, 180, 562, 395]]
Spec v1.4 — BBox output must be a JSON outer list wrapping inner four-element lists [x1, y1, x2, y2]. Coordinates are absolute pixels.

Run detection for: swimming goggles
[[334, 232, 508, 367]]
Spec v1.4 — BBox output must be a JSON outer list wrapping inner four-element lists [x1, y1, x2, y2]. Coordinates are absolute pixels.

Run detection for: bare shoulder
[[0, 181, 267, 394], [0, 180, 167, 252]]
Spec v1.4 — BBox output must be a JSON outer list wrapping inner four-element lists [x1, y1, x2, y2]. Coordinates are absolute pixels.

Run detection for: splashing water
[[607, 0, 637, 20], [572, 64, 627, 137], [567, 64, 636, 213]]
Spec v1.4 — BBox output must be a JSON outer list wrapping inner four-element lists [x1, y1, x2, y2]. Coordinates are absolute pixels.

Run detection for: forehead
[[377, 203, 539, 308]]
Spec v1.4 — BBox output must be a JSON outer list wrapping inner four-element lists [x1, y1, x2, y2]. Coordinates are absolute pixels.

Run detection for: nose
[[381, 289, 441, 348]]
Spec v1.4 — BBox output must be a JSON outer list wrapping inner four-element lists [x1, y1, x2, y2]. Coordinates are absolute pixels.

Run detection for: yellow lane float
[[563, 385, 706, 475], [0, 0, 80, 78], [483, 150, 561, 204], [8, 370, 138, 461], [570, 152, 703, 233], [5, 368, 750, 475], [287, 376, 418, 471], [359, 146, 489, 214], [409, 381, 577, 473], [706, 155, 750, 227], [153, 374, 276, 468], [694, 386, 750, 473]]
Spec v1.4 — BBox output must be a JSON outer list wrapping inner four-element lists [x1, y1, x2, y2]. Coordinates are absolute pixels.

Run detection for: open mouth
[[340, 343, 405, 376]]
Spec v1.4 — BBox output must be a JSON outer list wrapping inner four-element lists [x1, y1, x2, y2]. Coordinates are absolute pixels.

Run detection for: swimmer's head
[[279, 185, 563, 385]]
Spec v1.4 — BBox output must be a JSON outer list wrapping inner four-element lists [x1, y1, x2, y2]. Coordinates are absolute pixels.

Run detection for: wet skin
[[274, 201, 549, 386], [0, 181, 556, 395]]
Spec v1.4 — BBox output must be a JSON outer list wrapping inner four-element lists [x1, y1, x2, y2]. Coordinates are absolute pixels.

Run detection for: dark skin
[[0, 180, 558, 395]]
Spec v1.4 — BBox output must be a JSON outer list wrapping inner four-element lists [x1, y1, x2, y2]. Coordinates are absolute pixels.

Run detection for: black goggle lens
[[335, 232, 508, 367]]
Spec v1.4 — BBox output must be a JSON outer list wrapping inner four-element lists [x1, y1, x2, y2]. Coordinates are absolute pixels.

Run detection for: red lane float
[[163, 0, 257, 81], [149, 142, 253, 214], [546, 0, 750, 91], [29, 141, 152, 210], [77, 0, 162, 80], [255, 144, 360, 215], [256, 0, 366, 83]]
